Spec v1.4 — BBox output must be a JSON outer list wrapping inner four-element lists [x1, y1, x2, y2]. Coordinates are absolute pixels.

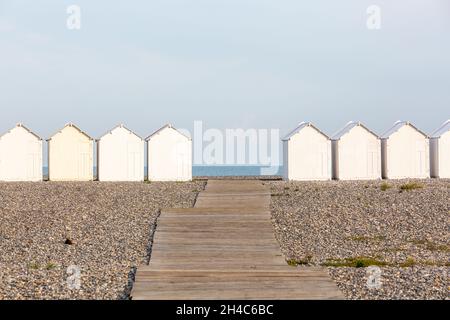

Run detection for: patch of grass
[[410, 239, 449, 252], [286, 256, 312, 266], [298, 254, 445, 268], [45, 262, 57, 270], [431, 244, 449, 252], [287, 259, 298, 266], [380, 182, 392, 191], [144, 180, 151, 184], [322, 257, 388, 268], [399, 257, 416, 267], [399, 182, 423, 191], [421, 260, 445, 267], [271, 193, 289, 197], [410, 239, 427, 245], [420, 261, 450, 267], [28, 262, 40, 270], [423, 241, 449, 252]]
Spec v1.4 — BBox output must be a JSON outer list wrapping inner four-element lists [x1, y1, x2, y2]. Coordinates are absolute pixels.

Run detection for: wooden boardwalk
[[131, 180, 344, 300]]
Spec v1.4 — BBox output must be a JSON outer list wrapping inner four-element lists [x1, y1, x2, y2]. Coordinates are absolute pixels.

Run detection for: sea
[[43, 166, 283, 178], [192, 166, 282, 177]]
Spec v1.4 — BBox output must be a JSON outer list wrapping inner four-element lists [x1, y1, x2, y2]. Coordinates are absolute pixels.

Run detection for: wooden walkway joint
[[131, 180, 344, 300]]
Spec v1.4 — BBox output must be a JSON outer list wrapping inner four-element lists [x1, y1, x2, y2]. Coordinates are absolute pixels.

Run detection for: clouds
[[0, 0, 449, 138]]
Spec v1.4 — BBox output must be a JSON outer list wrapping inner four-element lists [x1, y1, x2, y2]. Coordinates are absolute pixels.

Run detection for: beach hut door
[[367, 143, 378, 177], [415, 142, 426, 175], [78, 142, 90, 179], [127, 143, 140, 180], [319, 142, 328, 178], [175, 143, 187, 179], [27, 141, 39, 180]]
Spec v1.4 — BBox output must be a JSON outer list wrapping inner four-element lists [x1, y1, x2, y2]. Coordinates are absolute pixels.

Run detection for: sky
[[0, 0, 449, 142]]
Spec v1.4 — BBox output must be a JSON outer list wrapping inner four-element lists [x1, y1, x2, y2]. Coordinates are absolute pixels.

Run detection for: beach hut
[[97, 124, 144, 181], [47, 123, 94, 181], [0, 124, 42, 181], [147, 124, 192, 181], [331, 121, 381, 180], [381, 121, 429, 179], [430, 120, 450, 178], [282, 122, 331, 181]]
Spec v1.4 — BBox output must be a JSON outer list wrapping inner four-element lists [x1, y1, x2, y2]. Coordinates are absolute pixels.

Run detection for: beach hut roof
[[0, 123, 42, 141], [145, 124, 191, 141], [47, 123, 93, 141], [282, 122, 329, 141], [430, 120, 450, 138], [331, 121, 379, 140], [381, 121, 428, 139], [97, 124, 143, 141]]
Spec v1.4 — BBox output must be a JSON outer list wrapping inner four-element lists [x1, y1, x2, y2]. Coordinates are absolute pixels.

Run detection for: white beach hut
[[0, 124, 42, 181], [282, 122, 331, 181], [381, 121, 429, 179], [147, 124, 192, 181], [47, 123, 94, 181], [430, 120, 450, 178], [97, 124, 144, 181], [331, 121, 381, 180]]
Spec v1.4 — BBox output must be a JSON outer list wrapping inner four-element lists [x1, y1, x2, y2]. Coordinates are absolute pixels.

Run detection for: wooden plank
[[153, 231, 278, 240], [131, 287, 343, 300], [135, 269, 333, 278], [156, 226, 274, 231], [131, 179, 344, 300], [157, 222, 272, 226], [161, 208, 271, 214], [153, 245, 282, 251], [149, 256, 286, 264]]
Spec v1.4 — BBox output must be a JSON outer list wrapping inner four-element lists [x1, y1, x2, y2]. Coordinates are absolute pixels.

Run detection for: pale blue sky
[[0, 0, 449, 140]]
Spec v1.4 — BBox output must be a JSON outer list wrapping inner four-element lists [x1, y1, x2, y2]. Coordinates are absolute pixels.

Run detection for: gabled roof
[[381, 121, 428, 139], [0, 123, 42, 140], [47, 123, 93, 141], [430, 120, 450, 138], [97, 124, 143, 141], [282, 122, 329, 141], [145, 124, 191, 141], [331, 121, 379, 140]]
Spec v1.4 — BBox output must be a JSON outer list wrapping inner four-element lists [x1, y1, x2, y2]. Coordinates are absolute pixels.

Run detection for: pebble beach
[[0, 181, 204, 300], [0, 179, 448, 300], [267, 179, 449, 300]]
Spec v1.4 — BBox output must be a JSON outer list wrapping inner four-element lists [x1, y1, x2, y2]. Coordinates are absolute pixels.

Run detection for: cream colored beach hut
[[97, 124, 144, 181], [147, 124, 192, 181], [331, 121, 381, 180], [381, 121, 429, 179], [430, 120, 450, 178], [0, 124, 42, 181], [47, 123, 94, 181], [282, 122, 331, 181]]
